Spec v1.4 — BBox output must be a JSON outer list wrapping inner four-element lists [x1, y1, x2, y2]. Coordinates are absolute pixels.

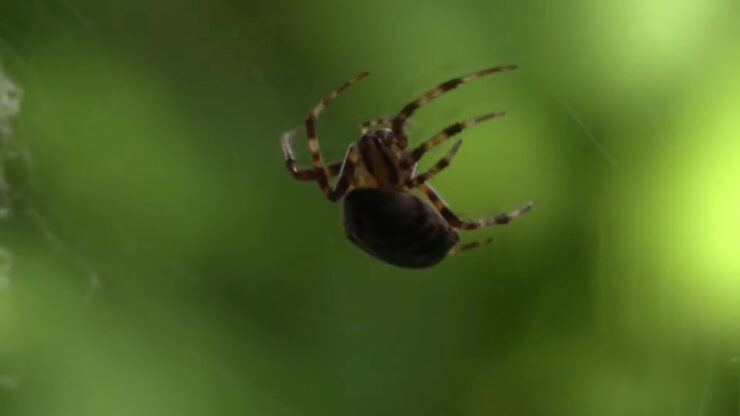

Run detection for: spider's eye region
[[374, 134, 390, 147], [369, 129, 394, 147], [361, 130, 387, 146]]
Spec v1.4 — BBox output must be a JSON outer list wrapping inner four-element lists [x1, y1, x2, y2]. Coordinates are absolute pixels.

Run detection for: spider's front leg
[[281, 129, 359, 200], [303, 72, 368, 196], [281, 128, 342, 181]]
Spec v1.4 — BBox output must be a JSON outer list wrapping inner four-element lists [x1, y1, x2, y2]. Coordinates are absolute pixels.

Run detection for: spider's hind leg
[[417, 183, 533, 230], [449, 238, 493, 255]]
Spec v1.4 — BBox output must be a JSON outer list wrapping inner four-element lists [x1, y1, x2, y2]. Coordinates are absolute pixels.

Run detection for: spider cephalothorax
[[355, 128, 410, 188], [281, 65, 533, 268]]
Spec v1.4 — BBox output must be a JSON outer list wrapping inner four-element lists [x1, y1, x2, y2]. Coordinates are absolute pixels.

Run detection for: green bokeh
[[1, 0, 739, 415]]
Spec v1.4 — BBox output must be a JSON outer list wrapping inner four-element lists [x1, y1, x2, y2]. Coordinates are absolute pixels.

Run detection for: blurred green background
[[1, 0, 739, 415]]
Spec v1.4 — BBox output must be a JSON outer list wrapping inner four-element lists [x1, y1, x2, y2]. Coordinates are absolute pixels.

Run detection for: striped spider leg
[[391, 64, 518, 149], [406, 134, 533, 255], [416, 182, 534, 254], [381, 65, 530, 254], [403, 111, 506, 182], [281, 128, 342, 180], [360, 116, 415, 135], [281, 72, 368, 200], [360, 117, 391, 133]]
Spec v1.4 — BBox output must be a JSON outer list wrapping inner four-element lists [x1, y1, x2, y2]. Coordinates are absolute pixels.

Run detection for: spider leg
[[281, 128, 342, 181], [360, 117, 391, 133], [417, 183, 533, 230], [326, 144, 360, 202], [303, 72, 369, 196], [407, 140, 463, 187], [391, 64, 517, 149], [360, 116, 414, 134], [449, 238, 493, 255], [400, 111, 505, 169]]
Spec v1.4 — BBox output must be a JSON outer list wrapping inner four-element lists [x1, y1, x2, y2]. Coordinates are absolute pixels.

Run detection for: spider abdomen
[[342, 188, 460, 268]]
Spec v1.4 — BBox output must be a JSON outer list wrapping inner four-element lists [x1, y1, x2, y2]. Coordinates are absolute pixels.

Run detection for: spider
[[281, 65, 533, 268]]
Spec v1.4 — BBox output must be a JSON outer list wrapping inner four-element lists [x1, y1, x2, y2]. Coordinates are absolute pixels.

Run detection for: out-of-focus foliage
[[1, 0, 739, 415]]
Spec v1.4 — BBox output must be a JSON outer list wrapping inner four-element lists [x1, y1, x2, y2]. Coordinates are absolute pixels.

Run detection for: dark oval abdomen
[[342, 188, 459, 268]]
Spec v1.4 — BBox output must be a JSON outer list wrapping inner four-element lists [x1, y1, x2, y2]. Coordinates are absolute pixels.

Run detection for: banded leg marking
[[360, 116, 414, 135], [401, 111, 505, 169], [417, 183, 534, 230], [391, 64, 518, 148], [281, 128, 343, 181], [302, 72, 368, 196], [407, 140, 462, 187], [360, 117, 391, 133]]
